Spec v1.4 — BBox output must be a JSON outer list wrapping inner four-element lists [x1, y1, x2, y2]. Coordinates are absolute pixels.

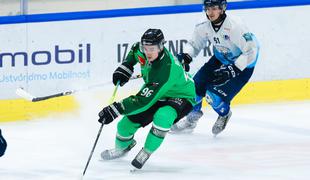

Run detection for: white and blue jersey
[[185, 14, 260, 116], [184, 14, 259, 71]]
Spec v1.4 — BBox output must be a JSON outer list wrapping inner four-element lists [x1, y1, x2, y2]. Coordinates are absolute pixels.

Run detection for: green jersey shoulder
[[121, 42, 196, 115]]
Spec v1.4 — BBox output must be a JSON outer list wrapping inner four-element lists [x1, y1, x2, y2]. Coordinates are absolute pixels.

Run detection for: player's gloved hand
[[212, 64, 241, 85], [176, 53, 192, 72], [0, 129, 7, 157], [113, 62, 134, 86], [98, 102, 124, 124]]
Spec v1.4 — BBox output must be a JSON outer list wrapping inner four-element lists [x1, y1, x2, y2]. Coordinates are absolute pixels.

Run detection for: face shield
[[140, 44, 161, 53], [203, 0, 227, 13], [140, 29, 166, 61], [204, 5, 220, 12], [203, 5, 226, 13]]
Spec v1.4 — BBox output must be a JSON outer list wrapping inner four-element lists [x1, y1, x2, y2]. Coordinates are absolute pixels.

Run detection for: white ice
[[1, 88, 310, 180]]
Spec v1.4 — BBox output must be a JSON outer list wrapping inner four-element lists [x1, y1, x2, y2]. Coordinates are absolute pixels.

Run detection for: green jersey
[[120, 42, 196, 116]]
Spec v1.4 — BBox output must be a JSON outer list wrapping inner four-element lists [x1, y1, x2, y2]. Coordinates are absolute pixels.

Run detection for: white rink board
[[1, 5, 310, 99]]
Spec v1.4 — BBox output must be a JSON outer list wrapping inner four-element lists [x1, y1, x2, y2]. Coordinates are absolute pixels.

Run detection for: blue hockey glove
[[98, 102, 124, 124], [176, 53, 192, 72], [113, 62, 134, 86], [0, 129, 7, 157], [212, 64, 241, 85]]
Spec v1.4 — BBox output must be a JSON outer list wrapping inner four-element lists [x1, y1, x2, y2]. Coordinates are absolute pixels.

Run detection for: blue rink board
[[0, 0, 309, 25]]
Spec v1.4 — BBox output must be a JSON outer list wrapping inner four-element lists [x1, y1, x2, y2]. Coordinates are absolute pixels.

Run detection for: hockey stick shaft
[[18, 74, 141, 102], [81, 82, 120, 178], [32, 91, 74, 102]]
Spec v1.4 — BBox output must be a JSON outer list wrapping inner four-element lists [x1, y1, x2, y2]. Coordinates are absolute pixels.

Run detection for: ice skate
[[131, 148, 151, 169], [212, 111, 232, 136], [101, 140, 136, 160], [170, 110, 203, 133]]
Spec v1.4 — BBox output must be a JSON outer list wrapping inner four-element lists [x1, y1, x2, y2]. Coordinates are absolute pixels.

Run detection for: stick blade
[[15, 87, 35, 101]]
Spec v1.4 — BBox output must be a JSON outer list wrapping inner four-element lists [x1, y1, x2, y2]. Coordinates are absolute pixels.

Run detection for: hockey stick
[[80, 81, 120, 179], [16, 74, 142, 102]]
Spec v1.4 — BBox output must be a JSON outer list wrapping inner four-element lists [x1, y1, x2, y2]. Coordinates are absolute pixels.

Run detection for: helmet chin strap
[[153, 50, 164, 62]]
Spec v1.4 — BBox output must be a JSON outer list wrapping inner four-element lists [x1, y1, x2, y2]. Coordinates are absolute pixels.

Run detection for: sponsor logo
[[213, 86, 228, 97], [0, 70, 90, 83], [0, 43, 91, 68]]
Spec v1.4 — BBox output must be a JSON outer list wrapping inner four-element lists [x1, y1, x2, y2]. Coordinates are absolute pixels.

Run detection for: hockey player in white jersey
[[171, 0, 259, 135]]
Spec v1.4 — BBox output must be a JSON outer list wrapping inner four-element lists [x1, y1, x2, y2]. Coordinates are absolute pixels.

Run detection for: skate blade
[[169, 129, 194, 134], [130, 167, 146, 174], [213, 131, 225, 138], [130, 168, 140, 173], [101, 153, 128, 161]]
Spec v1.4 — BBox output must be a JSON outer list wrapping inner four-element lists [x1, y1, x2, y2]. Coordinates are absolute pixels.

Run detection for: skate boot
[[170, 110, 203, 133], [131, 148, 152, 169], [212, 111, 232, 136], [101, 140, 136, 160]]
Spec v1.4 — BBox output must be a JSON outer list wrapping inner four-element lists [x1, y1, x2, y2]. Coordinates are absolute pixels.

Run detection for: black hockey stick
[[80, 82, 120, 179], [15, 88, 74, 102], [16, 74, 142, 102]]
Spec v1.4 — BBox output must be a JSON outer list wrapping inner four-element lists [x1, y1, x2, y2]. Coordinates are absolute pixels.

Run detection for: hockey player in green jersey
[[98, 29, 196, 169]]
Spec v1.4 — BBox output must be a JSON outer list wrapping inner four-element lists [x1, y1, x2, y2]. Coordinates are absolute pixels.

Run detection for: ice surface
[[1, 91, 310, 180]]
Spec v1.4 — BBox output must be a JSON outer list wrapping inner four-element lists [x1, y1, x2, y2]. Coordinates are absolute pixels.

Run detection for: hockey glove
[[212, 64, 241, 86], [0, 129, 7, 157], [98, 102, 124, 124], [176, 53, 192, 72], [113, 62, 134, 86]]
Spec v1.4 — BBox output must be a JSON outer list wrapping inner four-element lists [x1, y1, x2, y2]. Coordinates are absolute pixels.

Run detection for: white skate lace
[[136, 149, 150, 164], [214, 118, 225, 128], [104, 149, 124, 158], [214, 111, 231, 129], [187, 110, 203, 123]]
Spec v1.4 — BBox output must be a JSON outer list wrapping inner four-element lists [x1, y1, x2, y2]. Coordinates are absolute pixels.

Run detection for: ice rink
[[1, 90, 310, 180]]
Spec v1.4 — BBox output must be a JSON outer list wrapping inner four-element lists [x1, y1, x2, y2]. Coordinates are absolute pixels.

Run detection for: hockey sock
[[213, 101, 230, 116], [206, 90, 230, 116], [193, 95, 203, 111], [144, 106, 177, 153], [115, 116, 141, 150]]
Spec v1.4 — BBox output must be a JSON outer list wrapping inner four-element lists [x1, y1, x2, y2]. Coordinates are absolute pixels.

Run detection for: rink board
[[0, 96, 78, 122], [1, 78, 309, 122], [0, 1, 310, 122]]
